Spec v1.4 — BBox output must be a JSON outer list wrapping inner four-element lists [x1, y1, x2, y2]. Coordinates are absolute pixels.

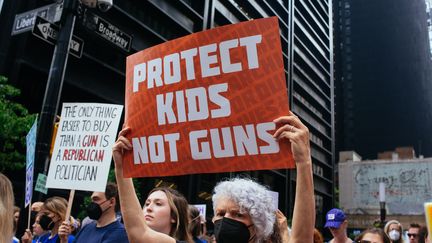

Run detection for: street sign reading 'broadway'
[[32, 16, 84, 58]]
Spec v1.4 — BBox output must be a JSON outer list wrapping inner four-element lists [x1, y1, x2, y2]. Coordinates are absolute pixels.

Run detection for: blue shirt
[[40, 234, 75, 243], [74, 219, 129, 243], [32, 232, 50, 243], [193, 237, 207, 243]]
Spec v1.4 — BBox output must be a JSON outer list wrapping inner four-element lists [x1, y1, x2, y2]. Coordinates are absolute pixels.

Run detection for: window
[[344, 10, 351, 16], [344, 2, 350, 9], [345, 26, 351, 34], [345, 18, 351, 25]]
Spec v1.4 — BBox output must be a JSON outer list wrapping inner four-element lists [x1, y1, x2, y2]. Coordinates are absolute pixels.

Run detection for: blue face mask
[[214, 217, 254, 243]]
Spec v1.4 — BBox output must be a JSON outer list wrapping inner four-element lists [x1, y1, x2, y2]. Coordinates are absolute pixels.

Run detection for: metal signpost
[[32, 16, 84, 58], [15, 0, 129, 203], [34, 0, 77, 198]]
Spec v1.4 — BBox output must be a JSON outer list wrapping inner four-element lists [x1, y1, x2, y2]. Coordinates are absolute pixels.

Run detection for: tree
[[0, 75, 36, 171]]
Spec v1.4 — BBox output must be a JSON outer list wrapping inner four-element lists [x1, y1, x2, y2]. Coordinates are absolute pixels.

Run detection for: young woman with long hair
[[0, 173, 15, 243]]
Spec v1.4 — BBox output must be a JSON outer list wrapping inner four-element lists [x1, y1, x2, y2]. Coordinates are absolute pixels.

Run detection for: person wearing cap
[[324, 208, 353, 243]]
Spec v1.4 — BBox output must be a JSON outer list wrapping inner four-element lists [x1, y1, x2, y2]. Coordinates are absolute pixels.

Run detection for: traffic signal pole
[[34, 0, 76, 199]]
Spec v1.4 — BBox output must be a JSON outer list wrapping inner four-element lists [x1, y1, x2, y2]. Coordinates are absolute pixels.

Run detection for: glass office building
[[334, 0, 432, 160]]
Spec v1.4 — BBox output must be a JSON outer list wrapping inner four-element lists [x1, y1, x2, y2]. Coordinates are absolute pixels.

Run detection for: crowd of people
[[0, 113, 430, 243], [322, 208, 431, 243]]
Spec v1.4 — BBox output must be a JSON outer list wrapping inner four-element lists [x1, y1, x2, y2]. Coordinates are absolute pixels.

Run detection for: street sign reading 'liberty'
[[32, 16, 84, 58], [12, 3, 62, 35]]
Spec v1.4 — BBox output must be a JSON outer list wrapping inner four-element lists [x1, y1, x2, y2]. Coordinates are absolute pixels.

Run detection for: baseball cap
[[324, 208, 346, 228]]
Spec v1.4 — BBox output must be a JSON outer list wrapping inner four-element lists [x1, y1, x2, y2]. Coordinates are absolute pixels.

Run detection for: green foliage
[[0, 76, 36, 171], [108, 167, 142, 201], [132, 178, 143, 202], [76, 195, 92, 220]]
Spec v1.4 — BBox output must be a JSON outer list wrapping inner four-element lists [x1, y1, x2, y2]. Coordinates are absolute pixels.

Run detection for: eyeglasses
[[357, 240, 375, 243], [407, 233, 419, 238]]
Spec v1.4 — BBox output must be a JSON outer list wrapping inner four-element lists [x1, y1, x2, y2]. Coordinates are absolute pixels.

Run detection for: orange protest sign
[[124, 17, 293, 178]]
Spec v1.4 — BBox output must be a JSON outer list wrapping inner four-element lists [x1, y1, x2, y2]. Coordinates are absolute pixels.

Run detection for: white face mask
[[389, 229, 400, 241]]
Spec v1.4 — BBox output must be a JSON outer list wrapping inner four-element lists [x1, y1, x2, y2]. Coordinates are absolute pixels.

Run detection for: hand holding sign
[[58, 221, 72, 243], [273, 111, 311, 165], [112, 127, 132, 170], [21, 229, 33, 243]]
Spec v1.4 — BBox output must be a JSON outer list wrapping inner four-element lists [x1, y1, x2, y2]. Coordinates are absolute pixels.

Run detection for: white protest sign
[[192, 204, 207, 221], [46, 103, 123, 192], [269, 190, 279, 210]]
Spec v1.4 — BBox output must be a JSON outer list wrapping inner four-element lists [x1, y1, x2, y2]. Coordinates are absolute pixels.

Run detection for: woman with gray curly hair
[[212, 178, 277, 242], [211, 111, 315, 243]]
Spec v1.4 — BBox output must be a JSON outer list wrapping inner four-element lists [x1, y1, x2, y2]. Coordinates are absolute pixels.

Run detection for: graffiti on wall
[[352, 162, 432, 214]]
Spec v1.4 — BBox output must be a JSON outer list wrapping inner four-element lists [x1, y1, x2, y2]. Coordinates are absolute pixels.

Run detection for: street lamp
[[379, 182, 386, 228]]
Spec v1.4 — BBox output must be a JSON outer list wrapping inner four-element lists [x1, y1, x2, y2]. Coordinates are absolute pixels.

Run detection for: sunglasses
[[407, 233, 418, 238]]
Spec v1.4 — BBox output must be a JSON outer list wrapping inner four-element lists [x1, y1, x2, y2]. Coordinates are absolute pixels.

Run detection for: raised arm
[[274, 111, 315, 242], [113, 127, 176, 243]]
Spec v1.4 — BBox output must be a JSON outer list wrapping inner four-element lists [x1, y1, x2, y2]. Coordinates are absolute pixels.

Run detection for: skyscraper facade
[[335, 0, 432, 160]]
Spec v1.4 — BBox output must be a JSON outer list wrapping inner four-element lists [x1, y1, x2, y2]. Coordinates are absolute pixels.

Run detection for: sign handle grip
[[27, 202, 32, 229], [65, 189, 75, 222]]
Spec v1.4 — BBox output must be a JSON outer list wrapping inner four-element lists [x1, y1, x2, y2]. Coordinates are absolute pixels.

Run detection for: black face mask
[[39, 214, 55, 231], [86, 200, 109, 220], [30, 211, 38, 224], [214, 217, 254, 243]]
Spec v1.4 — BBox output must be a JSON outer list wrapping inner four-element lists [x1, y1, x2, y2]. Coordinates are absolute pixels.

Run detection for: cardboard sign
[[124, 17, 293, 177], [46, 103, 123, 192], [25, 118, 37, 207]]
